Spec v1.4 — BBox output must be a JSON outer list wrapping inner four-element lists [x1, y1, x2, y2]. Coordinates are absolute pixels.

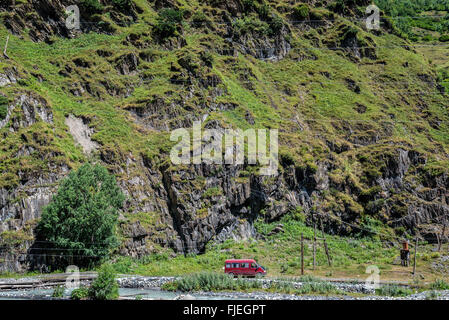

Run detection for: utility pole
[[413, 235, 418, 275], [3, 35, 9, 59], [313, 223, 317, 271], [321, 221, 332, 267], [301, 233, 304, 275], [438, 222, 446, 252]]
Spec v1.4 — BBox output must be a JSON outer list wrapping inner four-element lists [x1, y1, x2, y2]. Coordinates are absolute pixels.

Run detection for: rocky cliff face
[[0, 0, 448, 272]]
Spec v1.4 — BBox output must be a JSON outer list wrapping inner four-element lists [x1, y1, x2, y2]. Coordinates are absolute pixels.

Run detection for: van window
[[241, 263, 249, 268], [225, 263, 231, 268], [232, 263, 239, 268], [251, 263, 256, 268]]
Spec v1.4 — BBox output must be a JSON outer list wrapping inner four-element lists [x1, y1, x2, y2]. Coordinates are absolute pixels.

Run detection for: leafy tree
[[88, 264, 119, 300], [37, 163, 124, 269]]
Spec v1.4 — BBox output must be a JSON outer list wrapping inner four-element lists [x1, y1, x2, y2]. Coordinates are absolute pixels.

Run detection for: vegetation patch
[[88, 264, 119, 300], [375, 284, 413, 297], [37, 163, 125, 269]]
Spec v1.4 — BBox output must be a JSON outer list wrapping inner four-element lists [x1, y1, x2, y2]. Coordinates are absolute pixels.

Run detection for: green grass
[[375, 284, 413, 297], [429, 279, 449, 290], [1, 0, 449, 279], [161, 272, 340, 295], [162, 272, 263, 292], [103, 213, 449, 284]]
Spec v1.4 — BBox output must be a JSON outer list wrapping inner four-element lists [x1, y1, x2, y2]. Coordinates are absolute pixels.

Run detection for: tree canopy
[[37, 163, 125, 269]]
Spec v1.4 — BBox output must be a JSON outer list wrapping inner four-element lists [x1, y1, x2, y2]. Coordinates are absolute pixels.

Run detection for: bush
[[430, 279, 449, 290], [296, 275, 322, 283], [232, 16, 270, 36], [71, 286, 89, 300], [163, 272, 262, 292], [439, 34, 449, 42], [256, 2, 270, 20], [80, 0, 104, 14], [192, 11, 208, 26], [293, 4, 310, 20], [37, 163, 124, 269], [296, 281, 338, 295], [290, 206, 306, 222], [269, 14, 284, 34], [271, 280, 295, 293], [52, 285, 65, 298], [242, 0, 256, 14], [111, 0, 132, 12], [200, 51, 214, 67], [88, 264, 119, 300], [426, 290, 440, 300], [375, 284, 412, 297], [111, 256, 134, 274], [0, 96, 8, 121], [202, 187, 222, 198], [154, 8, 184, 39]]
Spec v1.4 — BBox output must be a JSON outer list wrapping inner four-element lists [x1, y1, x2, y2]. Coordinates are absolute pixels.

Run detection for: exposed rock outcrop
[[65, 115, 99, 154]]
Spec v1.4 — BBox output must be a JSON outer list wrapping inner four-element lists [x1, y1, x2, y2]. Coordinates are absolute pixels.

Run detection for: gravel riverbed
[[2, 276, 449, 300], [116, 276, 449, 300]]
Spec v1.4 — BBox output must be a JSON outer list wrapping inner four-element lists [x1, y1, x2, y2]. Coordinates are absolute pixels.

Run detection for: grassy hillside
[[0, 0, 448, 279]]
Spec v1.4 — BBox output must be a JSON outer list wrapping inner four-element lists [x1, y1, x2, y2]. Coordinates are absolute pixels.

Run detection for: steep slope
[[0, 0, 448, 272]]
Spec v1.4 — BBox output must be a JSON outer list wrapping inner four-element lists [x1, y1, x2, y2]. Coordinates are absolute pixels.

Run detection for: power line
[[31, 14, 449, 27]]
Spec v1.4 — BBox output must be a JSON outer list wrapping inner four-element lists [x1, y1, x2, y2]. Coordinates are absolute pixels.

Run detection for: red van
[[224, 259, 266, 277]]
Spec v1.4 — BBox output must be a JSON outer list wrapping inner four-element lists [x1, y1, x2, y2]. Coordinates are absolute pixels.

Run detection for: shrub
[[88, 264, 119, 300], [202, 187, 222, 198], [200, 51, 214, 67], [71, 286, 89, 300], [111, 0, 132, 12], [375, 284, 412, 297], [154, 8, 184, 39], [37, 163, 124, 269], [269, 14, 284, 34], [192, 11, 208, 26], [0, 96, 8, 121], [163, 272, 262, 292], [111, 256, 134, 274], [80, 0, 104, 14], [439, 34, 449, 42], [52, 285, 65, 298], [256, 2, 270, 20], [290, 206, 306, 222], [430, 279, 449, 290], [296, 281, 338, 295], [232, 16, 270, 36], [426, 290, 440, 300], [292, 4, 310, 20], [242, 0, 256, 14], [296, 275, 322, 283], [271, 280, 295, 293]]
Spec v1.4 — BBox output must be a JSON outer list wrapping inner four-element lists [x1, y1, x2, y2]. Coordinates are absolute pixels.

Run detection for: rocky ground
[[2, 275, 447, 300]]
